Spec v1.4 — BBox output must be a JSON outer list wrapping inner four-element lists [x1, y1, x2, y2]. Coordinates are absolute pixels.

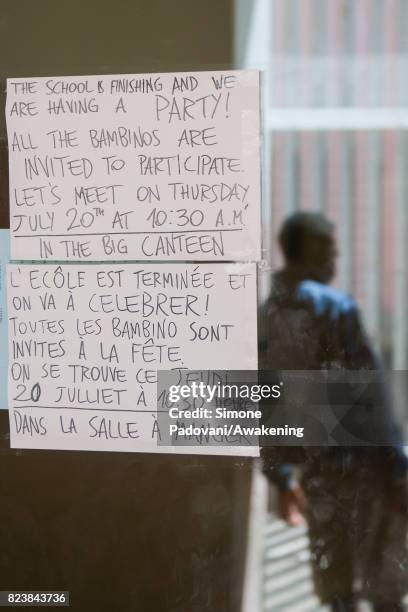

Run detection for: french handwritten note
[[7, 263, 257, 454], [6, 71, 260, 261]]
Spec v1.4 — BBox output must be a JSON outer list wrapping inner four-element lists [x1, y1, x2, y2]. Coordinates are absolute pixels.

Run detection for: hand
[[278, 483, 306, 526]]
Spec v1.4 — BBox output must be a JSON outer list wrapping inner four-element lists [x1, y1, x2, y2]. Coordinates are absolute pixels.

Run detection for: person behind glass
[[260, 212, 408, 612]]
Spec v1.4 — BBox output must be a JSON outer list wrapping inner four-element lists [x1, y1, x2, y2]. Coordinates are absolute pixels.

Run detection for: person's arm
[[260, 448, 295, 489], [260, 447, 306, 525]]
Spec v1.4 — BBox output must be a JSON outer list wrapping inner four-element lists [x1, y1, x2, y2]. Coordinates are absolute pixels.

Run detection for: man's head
[[278, 212, 337, 283]]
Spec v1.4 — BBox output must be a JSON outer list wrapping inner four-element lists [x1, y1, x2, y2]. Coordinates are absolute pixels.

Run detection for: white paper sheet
[[6, 71, 261, 262], [8, 263, 258, 455]]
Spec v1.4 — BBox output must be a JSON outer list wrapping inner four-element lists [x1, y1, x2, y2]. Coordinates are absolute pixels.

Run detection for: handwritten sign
[[6, 71, 260, 261], [7, 263, 258, 454], [0, 230, 10, 409]]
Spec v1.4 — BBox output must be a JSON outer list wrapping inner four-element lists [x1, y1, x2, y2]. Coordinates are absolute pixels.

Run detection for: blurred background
[[236, 0, 408, 369], [235, 2, 408, 610]]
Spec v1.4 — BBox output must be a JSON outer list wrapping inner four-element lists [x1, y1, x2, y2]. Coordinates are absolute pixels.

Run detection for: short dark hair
[[279, 212, 334, 262]]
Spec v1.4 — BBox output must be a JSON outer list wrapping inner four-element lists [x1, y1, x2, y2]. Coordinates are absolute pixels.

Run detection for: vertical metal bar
[[343, 0, 355, 106], [326, 0, 342, 107], [380, 132, 396, 359], [270, 0, 285, 268], [371, 0, 384, 105], [365, 131, 382, 347], [392, 131, 408, 369], [382, 1, 399, 362], [338, 131, 353, 294], [353, 131, 368, 308], [272, 0, 284, 107], [286, 0, 299, 107], [315, 0, 327, 56], [327, 130, 341, 230], [234, 0, 273, 301], [299, 0, 312, 107], [326, 3, 343, 286], [283, 131, 297, 216], [271, 132, 285, 267], [318, 131, 327, 212], [353, 1, 371, 325], [383, 0, 398, 106], [298, 0, 313, 213], [354, 0, 370, 106], [299, 132, 313, 210], [311, 131, 325, 212], [233, 7, 274, 609], [398, 0, 408, 105]]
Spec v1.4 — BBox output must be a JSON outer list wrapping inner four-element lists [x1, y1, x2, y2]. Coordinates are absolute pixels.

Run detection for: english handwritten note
[[7, 72, 260, 261]]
